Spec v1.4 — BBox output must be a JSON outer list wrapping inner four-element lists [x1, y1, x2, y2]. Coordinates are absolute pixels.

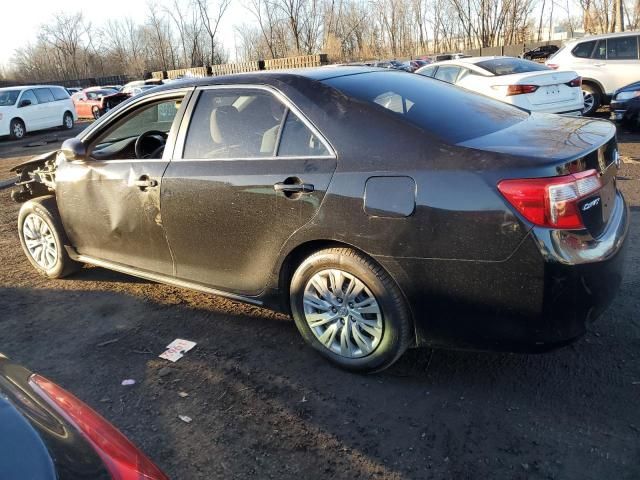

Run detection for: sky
[[0, 0, 244, 68]]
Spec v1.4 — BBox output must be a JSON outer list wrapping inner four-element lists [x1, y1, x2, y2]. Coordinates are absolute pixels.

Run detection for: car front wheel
[[290, 248, 412, 373], [10, 119, 25, 140], [18, 196, 82, 278], [62, 112, 74, 130]]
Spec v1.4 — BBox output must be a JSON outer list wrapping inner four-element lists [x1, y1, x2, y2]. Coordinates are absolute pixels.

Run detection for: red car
[[72, 88, 129, 119]]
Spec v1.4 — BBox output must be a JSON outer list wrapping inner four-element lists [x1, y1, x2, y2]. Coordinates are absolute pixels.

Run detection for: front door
[[56, 92, 189, 275], [161, 86, 337, 296]]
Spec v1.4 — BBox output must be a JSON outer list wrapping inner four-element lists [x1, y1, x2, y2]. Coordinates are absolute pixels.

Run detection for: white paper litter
[[121, 379, 136, 386], [159, 339, 197, 362], [178, 415, 193, 423]]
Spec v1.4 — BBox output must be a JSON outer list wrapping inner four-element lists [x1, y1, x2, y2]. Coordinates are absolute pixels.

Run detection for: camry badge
[[582, 198, 601, 211]]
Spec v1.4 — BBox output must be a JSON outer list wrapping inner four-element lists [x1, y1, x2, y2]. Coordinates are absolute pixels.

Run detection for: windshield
[[324, 71, 528, 144], [476, 58, 550, 75], [0, 90, 20, 107]]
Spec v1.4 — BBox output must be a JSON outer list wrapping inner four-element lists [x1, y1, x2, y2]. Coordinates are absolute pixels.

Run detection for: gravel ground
[[0, 121, 639, 480]]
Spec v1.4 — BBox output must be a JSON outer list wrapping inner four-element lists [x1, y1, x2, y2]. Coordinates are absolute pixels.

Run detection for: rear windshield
[[323, 71, 528, 143], [0, 90, 20, 106], [476, 58, 550, 75]]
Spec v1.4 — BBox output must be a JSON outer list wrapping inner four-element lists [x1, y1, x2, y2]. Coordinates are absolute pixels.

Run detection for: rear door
[[161, 86, 337, 296]]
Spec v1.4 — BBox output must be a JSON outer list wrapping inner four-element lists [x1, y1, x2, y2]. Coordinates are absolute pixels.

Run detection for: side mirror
[[61, 138, 87, 162], [19, 99, 32, 108]]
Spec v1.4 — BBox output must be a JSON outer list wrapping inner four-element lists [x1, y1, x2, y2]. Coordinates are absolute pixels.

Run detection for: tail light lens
[[506, 84, 539, 96], [547, 63, 559, 70], [30, 374, 168, 480], [497, 169, 602, 229], [566, 77, 582, 88]]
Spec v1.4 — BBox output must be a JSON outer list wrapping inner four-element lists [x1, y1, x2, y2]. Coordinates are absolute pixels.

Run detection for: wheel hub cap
[[302, 269, 383, 359], [23, 213, 57, 270]]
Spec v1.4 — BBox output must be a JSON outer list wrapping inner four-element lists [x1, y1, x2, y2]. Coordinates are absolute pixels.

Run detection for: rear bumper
[[377, 192, 629, 352]]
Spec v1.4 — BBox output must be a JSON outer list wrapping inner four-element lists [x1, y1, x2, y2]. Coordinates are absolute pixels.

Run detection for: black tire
[[18, 196, 82, 279], [62, 111, 74, 130], [582, 84, 601, 116], [9, 118, 25, 140], [92, 106, 101, 120], [289, 247, 412, 373]]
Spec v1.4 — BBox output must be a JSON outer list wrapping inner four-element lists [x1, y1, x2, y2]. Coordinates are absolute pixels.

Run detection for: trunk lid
[[499, 70, 580, 105], [459, 113, 619, 236]]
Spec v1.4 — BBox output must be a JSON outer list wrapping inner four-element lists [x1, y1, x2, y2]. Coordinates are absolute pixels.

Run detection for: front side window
[[34, 88, 54, 103], [20, 90, 38, 106], [572, 40, 596, 58], [0, 90, 20, 106], [90, 96, 184, 160], [183, 89, 328, 159], [607, 36, 639, 59]]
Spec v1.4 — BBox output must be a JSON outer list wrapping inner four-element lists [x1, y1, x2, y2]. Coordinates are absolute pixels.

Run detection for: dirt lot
[[0, 122, 639, 480]]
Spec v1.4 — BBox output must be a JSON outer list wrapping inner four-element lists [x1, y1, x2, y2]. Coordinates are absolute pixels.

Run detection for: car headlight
[[615, 90, 640, 101]]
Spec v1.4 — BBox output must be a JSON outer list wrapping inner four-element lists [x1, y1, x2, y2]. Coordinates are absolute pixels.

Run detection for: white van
[[0, 85, 78, 140], [546, 31, 640, 115]]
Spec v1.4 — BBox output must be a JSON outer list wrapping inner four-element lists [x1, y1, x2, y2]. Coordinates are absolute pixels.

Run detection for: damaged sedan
[[11, 67, 629, 372]]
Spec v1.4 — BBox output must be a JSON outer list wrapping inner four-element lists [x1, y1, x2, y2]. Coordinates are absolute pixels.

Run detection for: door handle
[[274, 182, 314, 193], [133, 177, 158, 189]]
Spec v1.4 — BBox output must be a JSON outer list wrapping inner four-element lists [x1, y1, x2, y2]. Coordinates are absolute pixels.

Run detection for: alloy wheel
[[302, 269, 383, 358], [13, 122, 24, 139], [582, 91, 594, 114], [22, 213, 58, 270], [65, 114, 73, 129]]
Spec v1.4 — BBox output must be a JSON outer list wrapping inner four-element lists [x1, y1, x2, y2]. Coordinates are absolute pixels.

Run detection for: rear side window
[[593, 40, 607, 59], [434, 66, 461, 83], [416, 66, 437, 77], [183, 89, 328, 159], [34, 88, 54, 103], [324, 71, 528, 144], [51, 87, 70, 101], [572, 41, 596, 58], [607, 36, 639, 59]]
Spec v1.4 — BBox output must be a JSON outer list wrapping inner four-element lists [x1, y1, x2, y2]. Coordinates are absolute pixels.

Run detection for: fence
[[151, 54, 328, 80], [460, 40, 559, 58]]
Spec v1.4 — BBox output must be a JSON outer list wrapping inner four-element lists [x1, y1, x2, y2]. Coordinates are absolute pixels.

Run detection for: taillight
[[30, 375, 168, 480], [506, 84, 539, 96], [566, 76, 582, 88], [547, 63, 559, 70], [497, 169, 602, 229]]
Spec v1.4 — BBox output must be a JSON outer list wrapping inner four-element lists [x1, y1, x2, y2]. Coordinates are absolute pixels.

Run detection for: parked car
[[72, 88, 130, 119], [0, 353, 168, 479], [416, 56, 584, 115], [546, 31, 640, 115], [66, 87, 82, 95], [608, 81, 640, 122], [522, 44, 559, 61], [400, 59, 429, 72], [0, 85, 77, 140], [121, 80, 164, 96], [11, 68, 628, 372]]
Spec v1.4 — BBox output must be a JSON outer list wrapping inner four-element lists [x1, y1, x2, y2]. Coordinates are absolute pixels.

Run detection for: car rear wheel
[[9, 119, 25, 140], [18, 196, 82, 279], [92, 106, 101, 119], [289, 248, 412, 373], [62, 112, 74, 130], [582, 84, 601, 116]]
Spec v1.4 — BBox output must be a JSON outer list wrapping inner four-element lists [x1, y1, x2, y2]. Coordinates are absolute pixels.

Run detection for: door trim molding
[[66, 248, 265, 306]]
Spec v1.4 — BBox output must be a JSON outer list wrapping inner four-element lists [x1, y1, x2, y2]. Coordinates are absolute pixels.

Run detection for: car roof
[[565, 30, 640, 44], [146, 66, 392, 94], [0, 85, 65, 91]]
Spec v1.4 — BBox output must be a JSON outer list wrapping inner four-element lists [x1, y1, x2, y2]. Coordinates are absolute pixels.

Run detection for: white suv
[[546, 31, 640, 115], [0, 85, 78, 140]]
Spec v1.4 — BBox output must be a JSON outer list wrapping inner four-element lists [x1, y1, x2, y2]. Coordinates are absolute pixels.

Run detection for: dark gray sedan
[[11, 67, 629, 372]]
